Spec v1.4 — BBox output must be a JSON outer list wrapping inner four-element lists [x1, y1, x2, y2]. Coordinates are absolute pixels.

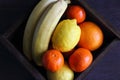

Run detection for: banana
[[23, 0, 57, 60], [32, 0, 70, 66]]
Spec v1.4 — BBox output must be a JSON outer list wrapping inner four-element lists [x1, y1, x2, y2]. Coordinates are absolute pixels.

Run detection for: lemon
[[52, 19, 81, 52], [47, 63, 74, 80]]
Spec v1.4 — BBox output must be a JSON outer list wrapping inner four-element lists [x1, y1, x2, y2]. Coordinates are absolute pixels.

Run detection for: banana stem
[[65, 0, 71, 4], [58, 0, 71, 4]]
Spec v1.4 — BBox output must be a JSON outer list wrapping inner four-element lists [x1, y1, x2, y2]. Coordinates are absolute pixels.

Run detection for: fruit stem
[[65, 0, 71, 4]]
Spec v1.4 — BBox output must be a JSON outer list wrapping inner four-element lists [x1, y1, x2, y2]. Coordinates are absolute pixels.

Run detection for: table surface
[[0, 0, 120, 80]]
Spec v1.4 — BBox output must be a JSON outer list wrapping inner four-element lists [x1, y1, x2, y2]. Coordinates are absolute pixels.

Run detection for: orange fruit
[[69, 48, 93, 72], [66, 5, 86, 24], [78, 21, 104, 51], [42, 49, 64, 72]]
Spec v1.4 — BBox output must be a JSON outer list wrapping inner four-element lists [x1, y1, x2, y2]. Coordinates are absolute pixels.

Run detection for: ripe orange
[[42, 49, 64, 72], [66, 5, 86, 24], [69, 48, 93, 72], [78, 21, 103, 51]]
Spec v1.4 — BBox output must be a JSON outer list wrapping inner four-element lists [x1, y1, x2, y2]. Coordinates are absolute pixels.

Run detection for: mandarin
[[69, 48, 93, 72], [66, 5, 86, 24], [42, 49, 64, 72], [78, 21, 103, 51]]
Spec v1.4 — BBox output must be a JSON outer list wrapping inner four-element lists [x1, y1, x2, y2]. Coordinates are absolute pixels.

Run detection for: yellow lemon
[[52, 19, 81, 52]]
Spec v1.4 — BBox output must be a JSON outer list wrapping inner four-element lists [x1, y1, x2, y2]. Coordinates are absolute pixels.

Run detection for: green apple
[[47, 63, 74, 80]]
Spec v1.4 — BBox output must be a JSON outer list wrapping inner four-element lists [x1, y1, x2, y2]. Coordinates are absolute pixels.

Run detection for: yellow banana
[[23, 0, 57, 60], [32, 0, 70, 66]]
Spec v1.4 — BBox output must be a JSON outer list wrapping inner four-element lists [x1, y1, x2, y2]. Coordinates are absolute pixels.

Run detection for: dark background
[[0, 0, 120, 80], [0, 0, 39, 80]]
